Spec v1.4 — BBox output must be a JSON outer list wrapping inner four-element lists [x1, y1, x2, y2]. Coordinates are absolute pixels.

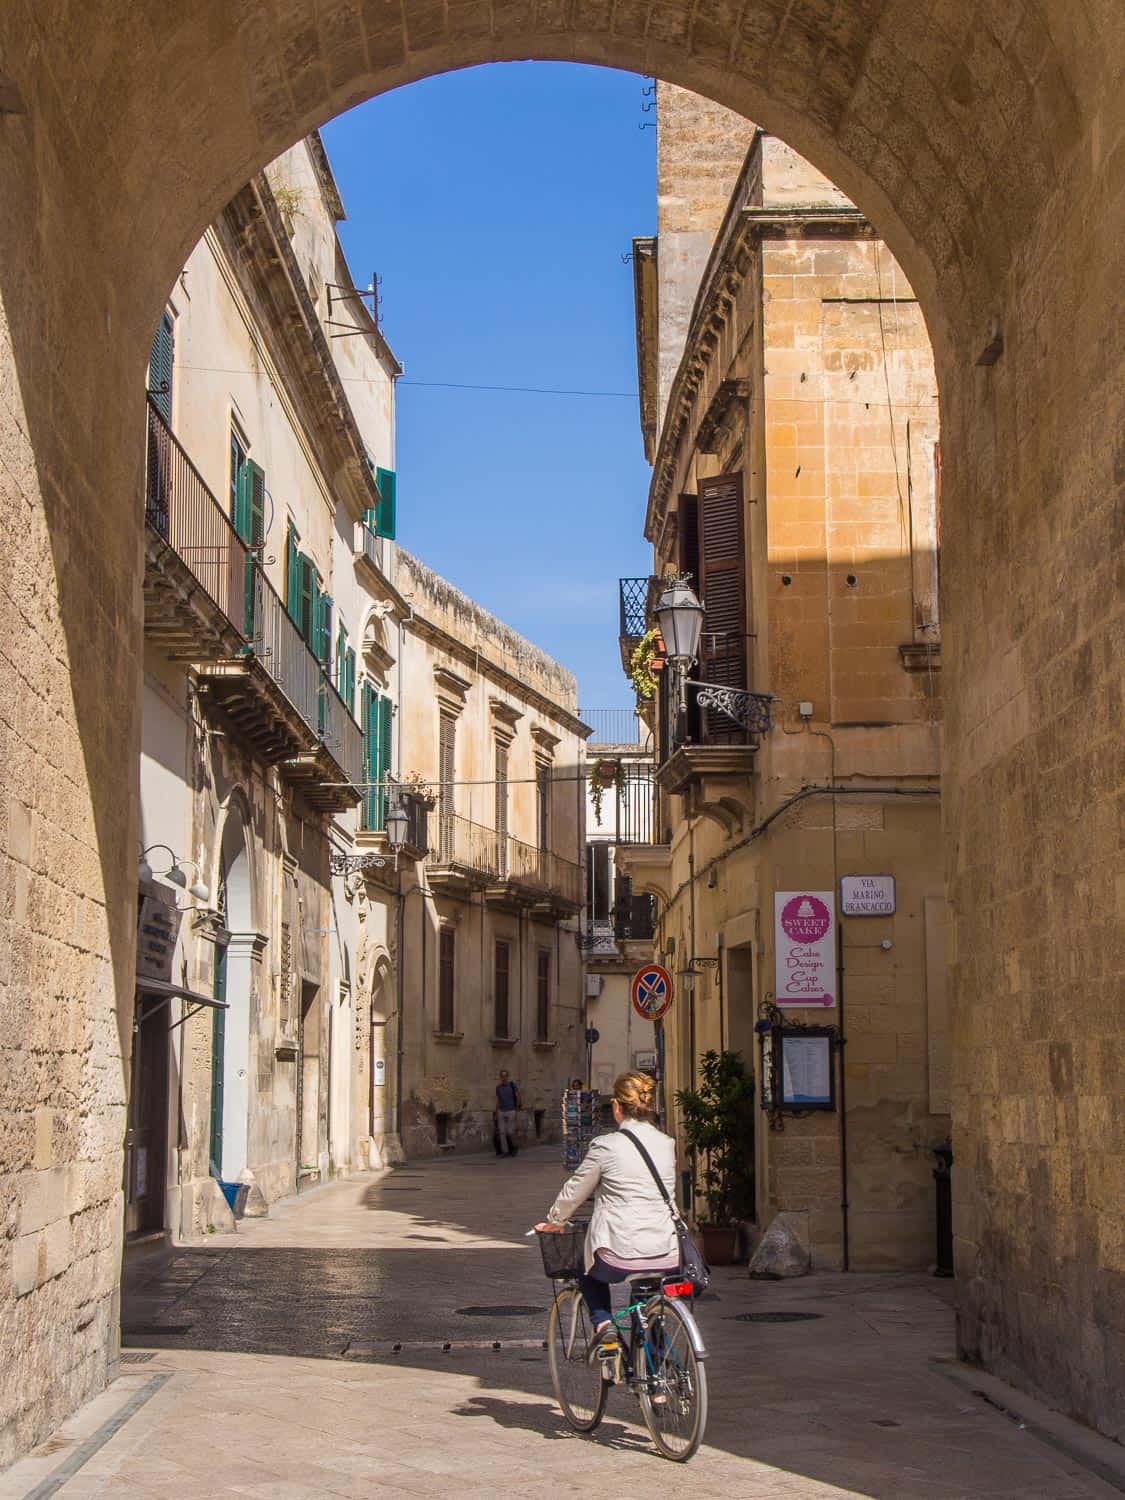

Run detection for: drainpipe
[[395, 875, 406, 1150]]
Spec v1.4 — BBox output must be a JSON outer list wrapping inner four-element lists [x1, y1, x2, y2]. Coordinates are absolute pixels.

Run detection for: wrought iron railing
[[354, 520, 384, 574], [618, 576, 651, 640], [247, 569, 322, 731], [145, 400, 362, 784], [580, 708, 646, 746], [505, 836, 582, 906], [145, 399, 248, 631], [430, 814, 499, 877], [319, 678, 364, 786]]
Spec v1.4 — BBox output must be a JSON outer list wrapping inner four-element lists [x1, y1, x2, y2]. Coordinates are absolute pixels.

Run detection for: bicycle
[[538, 1223, 709, 1462]]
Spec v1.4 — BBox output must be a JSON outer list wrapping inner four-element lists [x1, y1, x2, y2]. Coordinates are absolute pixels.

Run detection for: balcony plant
[[398, 770, 436, 808], [675, 1049, 756, 1265], [588, 757, 627, 822], [627, 628, 665, 702]]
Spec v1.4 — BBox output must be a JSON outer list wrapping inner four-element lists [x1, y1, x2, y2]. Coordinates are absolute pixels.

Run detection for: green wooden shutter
[[361, 682, 377, 831], [148, 313, 174, 423], [335, 627, 346, 693], [374, 467, 397, 539], [234, 459, 265, 545], [377, 695, 393, 828], [286, 525, 301, 625], [345, 647, 356, 715]]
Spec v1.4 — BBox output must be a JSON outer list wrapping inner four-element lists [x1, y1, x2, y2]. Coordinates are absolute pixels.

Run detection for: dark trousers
[[577, 1255, 635, 1328]]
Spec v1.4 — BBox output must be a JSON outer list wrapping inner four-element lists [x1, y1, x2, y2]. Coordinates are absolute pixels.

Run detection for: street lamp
[[385, 794, 410, 870], [654, 576, 773, 735], [655, 577, 704, 711], [139, 843, 210, 903]]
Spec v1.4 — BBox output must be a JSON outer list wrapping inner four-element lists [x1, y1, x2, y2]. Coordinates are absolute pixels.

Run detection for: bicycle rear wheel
[[638, 1297, 708, 1461], [546, 1284, 608, 1432]]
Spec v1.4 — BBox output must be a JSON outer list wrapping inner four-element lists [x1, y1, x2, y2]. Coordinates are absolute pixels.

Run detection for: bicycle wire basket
[[536, 1219, 589, 1279]]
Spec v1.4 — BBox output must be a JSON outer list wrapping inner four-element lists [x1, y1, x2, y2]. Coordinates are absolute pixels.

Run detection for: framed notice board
[[774, 1027, 836, 1111]]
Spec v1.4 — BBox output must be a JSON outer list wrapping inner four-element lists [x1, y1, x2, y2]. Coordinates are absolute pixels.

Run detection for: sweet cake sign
[[774, 891, 837, 1008]]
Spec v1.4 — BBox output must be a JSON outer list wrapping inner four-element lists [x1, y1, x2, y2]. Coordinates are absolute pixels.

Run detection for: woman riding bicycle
[[537, 1070, 677, 1345]]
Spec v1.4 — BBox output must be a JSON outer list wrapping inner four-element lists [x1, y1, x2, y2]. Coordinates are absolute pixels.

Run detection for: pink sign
[[774, 891, 836, 1008]]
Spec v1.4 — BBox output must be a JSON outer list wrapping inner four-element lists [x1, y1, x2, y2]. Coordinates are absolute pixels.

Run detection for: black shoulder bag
[[620, 1129, 710, 1294]]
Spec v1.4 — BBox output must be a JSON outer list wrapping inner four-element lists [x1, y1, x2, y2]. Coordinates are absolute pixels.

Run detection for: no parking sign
[[631, 964, 673, 1021]]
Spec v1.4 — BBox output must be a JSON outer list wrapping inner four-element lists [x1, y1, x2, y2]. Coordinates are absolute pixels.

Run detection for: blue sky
[[322, 63, 655, 710]]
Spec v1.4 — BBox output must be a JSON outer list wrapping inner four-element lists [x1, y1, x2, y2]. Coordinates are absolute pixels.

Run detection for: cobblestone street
[[3, 1149, 1122, 1499]]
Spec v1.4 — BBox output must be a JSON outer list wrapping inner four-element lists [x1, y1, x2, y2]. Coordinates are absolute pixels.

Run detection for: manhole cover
[[455, 1305, 546, 1317], [120, 1352, 157, 1364], [376, 1187, 421, 1193], [730, 1311, 823, 1323]]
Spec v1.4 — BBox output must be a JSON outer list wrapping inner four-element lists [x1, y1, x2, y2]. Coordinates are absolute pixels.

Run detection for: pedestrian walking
[[495, 1070, 521, 1156]]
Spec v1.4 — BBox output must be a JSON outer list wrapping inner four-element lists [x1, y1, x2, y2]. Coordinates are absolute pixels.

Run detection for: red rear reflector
[[664, 1282, 693, 1298]]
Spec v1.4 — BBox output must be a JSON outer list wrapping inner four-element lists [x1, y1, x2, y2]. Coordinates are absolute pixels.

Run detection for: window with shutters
[[233, 455, 265, 638], [536, 949, 550, 1042], [344, 647, 357, 716], [229, 428, 247, 517], [147, 313, 174, 423], [493, 940, 511, 1039], [697, 471, 748, 743], [495, 739, 508, 876], [438, 713, 456, 859], [438, 927, 456, 1034], [536, 761, 550, 853], [586, 843, 611, 924], [360, 688, 393, 831], [374, 467, 397, 539]]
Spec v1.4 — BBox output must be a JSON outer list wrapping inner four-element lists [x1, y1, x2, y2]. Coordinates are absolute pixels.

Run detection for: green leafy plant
[[588, 757, 627, 822], [628, 628, 664, 701], [675, 1050, 756, 1226]]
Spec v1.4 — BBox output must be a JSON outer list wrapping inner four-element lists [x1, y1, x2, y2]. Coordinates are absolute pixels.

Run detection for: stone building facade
[[136, 135, 402, 1239], [389, 552, 588, 1156], [620, 90, 949, 1271]]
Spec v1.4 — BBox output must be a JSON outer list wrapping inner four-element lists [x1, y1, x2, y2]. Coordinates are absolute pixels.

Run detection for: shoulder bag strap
[[619, 1128, 681, 1222]]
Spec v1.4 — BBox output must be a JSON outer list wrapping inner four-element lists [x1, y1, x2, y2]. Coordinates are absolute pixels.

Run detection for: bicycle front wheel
[[638, 1297, 708, 1461], [546, 1284, 608, 1432]]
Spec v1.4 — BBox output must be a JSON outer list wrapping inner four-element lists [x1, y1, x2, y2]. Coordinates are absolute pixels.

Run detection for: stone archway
[[0, 0, 1120, 1459]]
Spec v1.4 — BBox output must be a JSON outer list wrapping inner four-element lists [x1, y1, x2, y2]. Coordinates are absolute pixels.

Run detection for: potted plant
[[627, 628, 665, 702], [675, 1049, 756, 1265]]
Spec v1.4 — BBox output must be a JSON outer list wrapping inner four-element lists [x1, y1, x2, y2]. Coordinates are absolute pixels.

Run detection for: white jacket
[[547, 1121, 679, 1271]]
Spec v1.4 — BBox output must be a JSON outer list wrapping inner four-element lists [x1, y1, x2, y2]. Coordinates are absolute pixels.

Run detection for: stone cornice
[[406, 612, 589, 740], [218, 176, 385, 528]]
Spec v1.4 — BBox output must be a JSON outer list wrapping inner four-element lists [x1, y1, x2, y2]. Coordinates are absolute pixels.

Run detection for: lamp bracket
[[330, 852, 388, 877], [686, 681, 774, 734]]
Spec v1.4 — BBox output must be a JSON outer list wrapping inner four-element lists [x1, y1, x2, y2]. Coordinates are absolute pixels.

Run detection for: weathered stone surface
[[749, 1215, 811, 1278]]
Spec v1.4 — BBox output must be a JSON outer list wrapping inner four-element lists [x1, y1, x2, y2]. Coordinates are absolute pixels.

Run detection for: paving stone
[[1, 1151, 1118, 1497]]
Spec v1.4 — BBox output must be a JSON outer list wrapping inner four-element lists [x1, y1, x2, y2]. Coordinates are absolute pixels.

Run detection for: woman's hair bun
[[613, 1069, 657, 1118]]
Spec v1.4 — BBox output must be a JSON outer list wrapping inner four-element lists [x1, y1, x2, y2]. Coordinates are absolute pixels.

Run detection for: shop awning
[[136, 975, 228, 1030]]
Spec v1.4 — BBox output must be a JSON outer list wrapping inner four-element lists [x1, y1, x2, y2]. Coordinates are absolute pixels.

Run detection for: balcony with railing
[[143, 400, 361, 812], [426, 812, 580, 914], [618, 575, 653, 675], [487, 835, 582, 916], [580, 707, 649, 747], [427, 813, 499, 895], [353, 518, 386, 578]]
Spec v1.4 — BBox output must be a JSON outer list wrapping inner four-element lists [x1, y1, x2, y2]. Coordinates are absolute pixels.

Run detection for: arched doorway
[[210, 804, 254, 1186]]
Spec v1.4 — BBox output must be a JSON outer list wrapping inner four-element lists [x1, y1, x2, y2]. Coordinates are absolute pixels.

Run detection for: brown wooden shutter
[[678, 494, 700, 588], [438, 713, 456, 858], [697, 472, 747, 741]]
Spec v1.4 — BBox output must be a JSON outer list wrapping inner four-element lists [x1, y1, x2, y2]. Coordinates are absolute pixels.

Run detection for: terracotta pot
[[700, 1225, 740, 1266]]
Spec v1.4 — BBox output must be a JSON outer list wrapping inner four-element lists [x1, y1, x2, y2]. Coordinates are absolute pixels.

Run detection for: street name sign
[[631, 964, 673, 1021], [840, 874, 896, 916]]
